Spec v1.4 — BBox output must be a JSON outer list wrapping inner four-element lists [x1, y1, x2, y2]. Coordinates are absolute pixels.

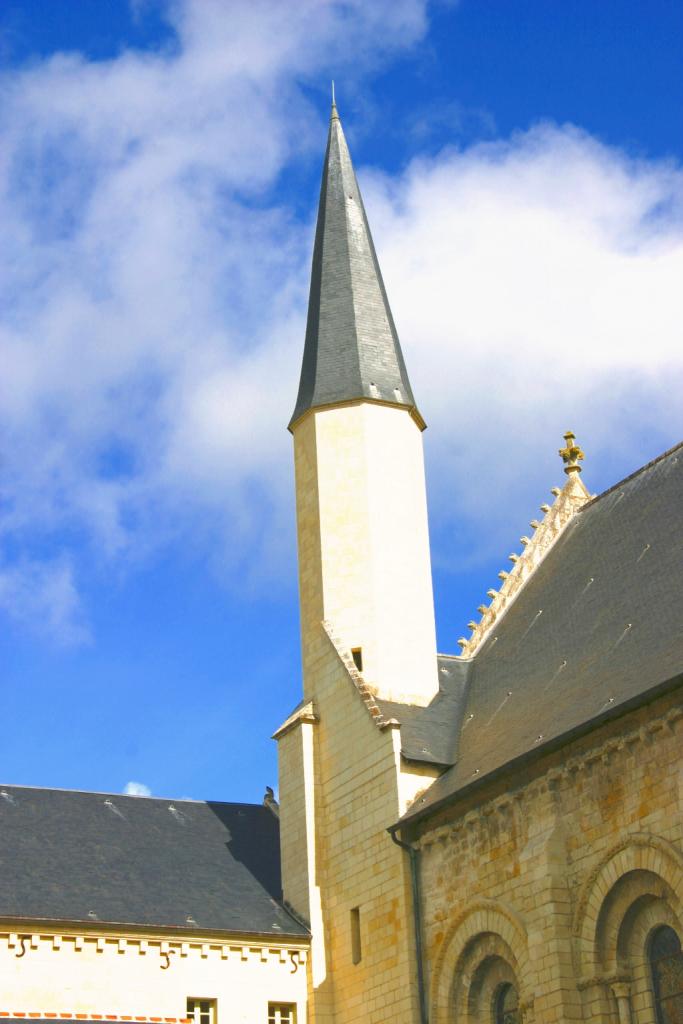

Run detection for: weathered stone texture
[[417, 690, 683, 1023]]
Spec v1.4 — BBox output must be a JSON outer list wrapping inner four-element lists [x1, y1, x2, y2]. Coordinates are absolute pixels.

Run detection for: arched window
[[494, 982, 520, 1024], [649, 924, 683, 1024]]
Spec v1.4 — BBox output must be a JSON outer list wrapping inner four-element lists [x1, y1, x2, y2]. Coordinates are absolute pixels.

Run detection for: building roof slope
[[377, 655, 471, 767], [289, 102, 420, 429], [0, 786, 308, 936], [401, 442, 683, 823]]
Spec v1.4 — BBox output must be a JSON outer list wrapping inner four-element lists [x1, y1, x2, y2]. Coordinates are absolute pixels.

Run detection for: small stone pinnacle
[[559, 430, 585, 475]]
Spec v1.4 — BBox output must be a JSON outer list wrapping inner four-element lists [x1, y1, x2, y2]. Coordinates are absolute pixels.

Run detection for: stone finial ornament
[[559, 430, 586, 474]]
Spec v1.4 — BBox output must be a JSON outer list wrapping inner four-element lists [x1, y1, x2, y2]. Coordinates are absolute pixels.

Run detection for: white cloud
[[1, 0, 682, 639], [0, 556, 89, 646], [0, 0, 428, 638], [364, 124, 683, 564], [124, 781, 152, 797]]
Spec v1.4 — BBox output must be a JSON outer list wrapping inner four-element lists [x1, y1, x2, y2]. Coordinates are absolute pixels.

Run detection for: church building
[[2, 101, 682, 1024]]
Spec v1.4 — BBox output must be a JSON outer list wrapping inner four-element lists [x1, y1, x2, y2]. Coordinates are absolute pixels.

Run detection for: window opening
[[351, 648, 363, 672], [649, 925, 683, 1024], [494, 983, 520, 1024], [186, 999, 216, 1024], [268, 1005, 296, 1024], [350, 906, 362, 964]]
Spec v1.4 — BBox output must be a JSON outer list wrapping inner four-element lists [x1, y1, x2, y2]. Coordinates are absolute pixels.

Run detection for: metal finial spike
[[330, 80, 339, 120], [332, 80, 336, 106], [559, 430, 585, 475]]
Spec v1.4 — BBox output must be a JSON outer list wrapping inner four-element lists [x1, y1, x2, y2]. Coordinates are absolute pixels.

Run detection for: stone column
[[612, 981, 633, 1024]]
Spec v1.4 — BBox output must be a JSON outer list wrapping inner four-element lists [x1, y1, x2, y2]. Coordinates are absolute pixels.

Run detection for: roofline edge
[[581, 438, 683, 512], [0, 915, 311, 942], [288, 397, 426, 433], [395, 669, 683, 832]]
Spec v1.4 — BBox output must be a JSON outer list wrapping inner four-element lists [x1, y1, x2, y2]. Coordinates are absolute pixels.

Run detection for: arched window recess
[[494, 981, 521, 1024], [649, 925, 683, 1024]]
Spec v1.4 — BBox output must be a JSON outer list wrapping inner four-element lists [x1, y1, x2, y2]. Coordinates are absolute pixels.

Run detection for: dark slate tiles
[[401, 442, 683, 823], [0, 787, 307, 936], [377, 656, 471, 767], [290, 104, 419, 429]]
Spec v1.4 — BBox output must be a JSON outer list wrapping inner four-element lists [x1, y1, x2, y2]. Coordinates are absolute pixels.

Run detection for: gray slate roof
[[377, 656, 470, 767], [0, 786, 307, 937], [290, 103, 420, 429], [399, 442, 683, 825]]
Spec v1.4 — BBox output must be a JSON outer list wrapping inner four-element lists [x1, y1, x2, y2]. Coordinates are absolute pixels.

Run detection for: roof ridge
[[456, 471, 591, 658], [322, 620, 400, 731], [580, 439, 683, 511], [0, 783, 260, 809]]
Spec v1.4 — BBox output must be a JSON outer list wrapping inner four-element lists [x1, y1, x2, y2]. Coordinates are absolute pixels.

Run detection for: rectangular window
[[187, 999, 216, 1024], [268, 1005, 296, 1024], [351, 906, 362, 964], [351, 648, 363, 671]]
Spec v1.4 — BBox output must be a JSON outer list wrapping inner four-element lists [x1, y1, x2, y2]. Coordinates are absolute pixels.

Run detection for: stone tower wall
[[277, 615, 439, 1023], [292, 402, 438, 706]]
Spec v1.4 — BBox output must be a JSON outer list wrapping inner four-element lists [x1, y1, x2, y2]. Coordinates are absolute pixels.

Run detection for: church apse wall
[[414, 687, 683, 1024]]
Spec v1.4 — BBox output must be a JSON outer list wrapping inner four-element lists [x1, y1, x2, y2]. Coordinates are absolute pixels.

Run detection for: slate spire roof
[[289, 101, 422, 430]]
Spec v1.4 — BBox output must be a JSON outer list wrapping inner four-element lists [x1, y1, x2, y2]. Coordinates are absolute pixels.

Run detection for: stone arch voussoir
[[431, 899, 530, 1024], [573, 833, 683, 978]]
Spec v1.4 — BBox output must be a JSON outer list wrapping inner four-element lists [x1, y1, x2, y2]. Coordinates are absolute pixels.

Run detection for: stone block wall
[[414, 688, 683, 1023], [278, 618, 441, 1024]]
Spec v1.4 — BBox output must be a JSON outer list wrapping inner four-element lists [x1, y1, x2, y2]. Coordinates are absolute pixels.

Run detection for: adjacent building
[[0, 791, 307, 1020]]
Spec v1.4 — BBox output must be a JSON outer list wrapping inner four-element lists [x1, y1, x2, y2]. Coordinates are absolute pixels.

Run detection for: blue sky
[[1, 0, 682, 804]]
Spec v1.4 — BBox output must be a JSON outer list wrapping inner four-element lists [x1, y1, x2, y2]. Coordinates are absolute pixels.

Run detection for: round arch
[[573, 833, 683, 979], [430, 900, 531, 1024]]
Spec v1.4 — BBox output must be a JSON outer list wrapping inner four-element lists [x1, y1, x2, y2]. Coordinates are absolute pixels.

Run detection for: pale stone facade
[[0, 928, 308, 1022], [292, 403, 438, 707], [279, 311, 442, 1019], [275, 613, 439, 1023]]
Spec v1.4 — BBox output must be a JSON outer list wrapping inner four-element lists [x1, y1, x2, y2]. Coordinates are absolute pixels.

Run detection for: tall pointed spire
[[289, 101, 422, 430]]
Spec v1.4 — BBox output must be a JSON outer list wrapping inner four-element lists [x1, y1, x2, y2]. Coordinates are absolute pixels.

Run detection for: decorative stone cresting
[[321, 620, 400, 732], [457, 447, 592, 658]]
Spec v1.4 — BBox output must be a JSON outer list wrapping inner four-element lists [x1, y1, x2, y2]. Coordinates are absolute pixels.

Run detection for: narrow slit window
[[351, 648, 363, 672], [351, 906, 362, 964]]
